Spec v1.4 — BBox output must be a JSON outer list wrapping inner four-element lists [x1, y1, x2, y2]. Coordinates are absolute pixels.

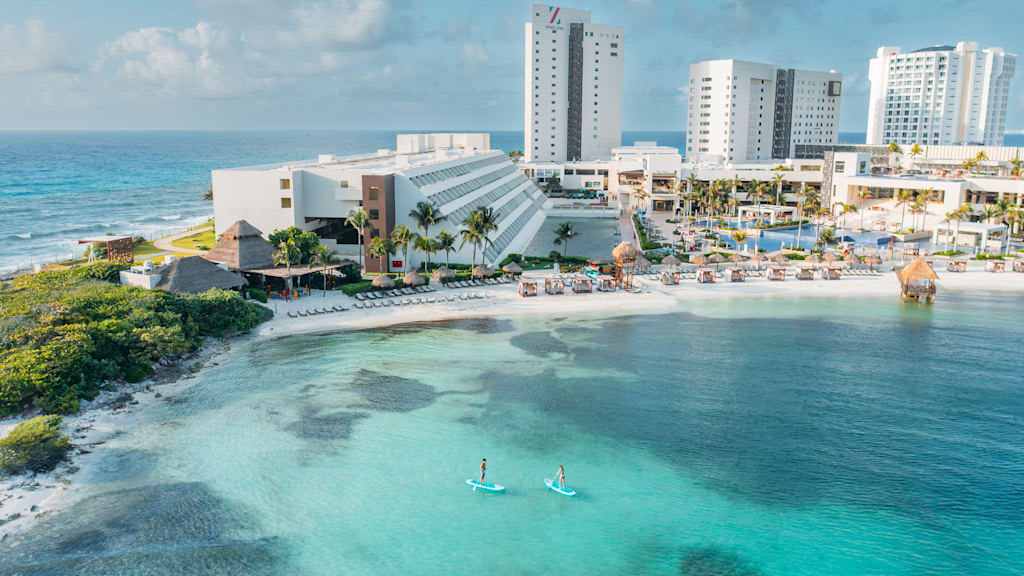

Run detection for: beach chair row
[[352, 293, 487, 309], [286, 305, 348, 318], [446, 276, 513, 288], [355, 285, 437, 301]]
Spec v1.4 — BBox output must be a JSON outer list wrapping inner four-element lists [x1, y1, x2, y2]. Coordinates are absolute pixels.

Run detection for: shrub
[[0, 415, 71, 476], [249, 288, 268, 303], [124, 362, 154, 383]]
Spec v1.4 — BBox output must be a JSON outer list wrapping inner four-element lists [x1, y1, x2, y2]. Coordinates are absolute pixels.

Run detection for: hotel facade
[[866, 42, 1017, 147], [212, 134, 547, 273], [524, 4, 623, 163], [687, 59, 842, 164]]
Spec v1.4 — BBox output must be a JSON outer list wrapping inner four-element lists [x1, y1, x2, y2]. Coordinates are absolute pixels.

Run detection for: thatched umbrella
[[863, 255, 882, 271], [804, 253, 821, 264], [708, 253, 725, 269], [404, 270, 425, 286], [612, 241, 640, 261], [692, 254, 708, 266], [728, 253, 746, 264], [843, 253, 862, 265], [502, 262, 523, 276], [637, 256, 652, 270], [749, 252, 766, 263], [823, 252, 840, 263], [662, 254, 682, 267], [768, 251, 789, 264], [472, 265, 494, 278], [431, 266, 455, 283], [372, 274, 395, 289]]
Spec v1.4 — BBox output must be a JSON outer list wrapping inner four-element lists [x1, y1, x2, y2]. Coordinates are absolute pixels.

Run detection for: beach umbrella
[[403, 270, 425, 286], [371, 274, 395, 289], [804, 253, 821, 264], [863, 255, 882, 271], [728, 253, 746, 263], [749, 253, 766, 263], [431, 266, 455, 282], [662, 254, 682, 267], [843, 253, 862, 265], [691, 254, 708, 266], [502, 261, 523, 276], [823, 252, 840, 263], [472, 265, 494, 278], [637, 257, 652, 270], [768, 251, 788, 264]]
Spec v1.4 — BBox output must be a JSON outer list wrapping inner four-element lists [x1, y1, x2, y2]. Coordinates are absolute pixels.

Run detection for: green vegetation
[[500, 253, 587, 272], [170, 227, 216, 251], [633, 215, 660, 250], [0, 263, 272, 417], [753, 220, 809, 230], [249, 288, 268, 303], [0, 415, 71, 475], [933, 250, 966, 257], [268, 227, 321, 263], [975, 253, 1008, 260]]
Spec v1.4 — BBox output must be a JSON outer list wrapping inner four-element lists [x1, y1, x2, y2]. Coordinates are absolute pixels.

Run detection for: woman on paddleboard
[[555, 465, 566, 489], [480, 459, 487, 483]]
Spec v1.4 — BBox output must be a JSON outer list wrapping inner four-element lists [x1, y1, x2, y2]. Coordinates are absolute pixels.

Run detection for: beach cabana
[[431, 266, 455, 284], [404, 270, 426, 287], [795, 265, 814, 280], [502, 262, 524, 277], [1014, 259, 1024, 273], [946, 258, 967, 273], [767, 265, 787, 281], [596, 275, 616, 291], [696, 268, 716, 284], [371, 274, 396, 289], [572, 275, 593, 293], [659, 270, 680, 285], [80, 235, 135, 264], [985, 260, 1005, 273], [544, 277, 565, 294], [895, 256, 938, 302], [725, 267, 745, 282], [517, 278, 538, 297], [823, 265, 841, 280]]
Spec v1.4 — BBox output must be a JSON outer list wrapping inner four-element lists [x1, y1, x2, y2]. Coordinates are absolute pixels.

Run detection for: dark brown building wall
[[362, 174, 396, 274]]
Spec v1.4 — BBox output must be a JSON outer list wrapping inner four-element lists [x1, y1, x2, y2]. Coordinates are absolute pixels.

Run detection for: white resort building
[[524, 3, 623, 163], [687, 59, 842, 164], [212, 134, 547, 273], [866, 42, 1017, 147]]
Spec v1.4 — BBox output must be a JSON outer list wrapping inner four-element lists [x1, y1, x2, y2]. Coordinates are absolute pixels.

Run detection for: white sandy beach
[[2, 263, 1022, 539]]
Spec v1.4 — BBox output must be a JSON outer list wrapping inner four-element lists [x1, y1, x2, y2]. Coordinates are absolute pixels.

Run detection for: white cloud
[[280, 0, 395, 48], [460, 42, 489, 67], [0, 20, 74, 74]]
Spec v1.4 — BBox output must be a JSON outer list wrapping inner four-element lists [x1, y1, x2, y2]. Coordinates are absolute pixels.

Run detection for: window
[[368, 186, 379, 201], [369, 209, 380, 220], [279, 179, 291, 190], [339, 180, 349, 188], [280, 197, 292, 208]]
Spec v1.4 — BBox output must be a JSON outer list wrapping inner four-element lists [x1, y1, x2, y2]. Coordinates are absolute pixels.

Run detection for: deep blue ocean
[[1, 130, 1022, 272]]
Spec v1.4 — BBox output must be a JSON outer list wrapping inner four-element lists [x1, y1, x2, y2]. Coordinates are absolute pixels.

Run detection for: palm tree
[[346, 208, 371, 271], [1004, 208, 1021, 255], [473, 206, 499, 266], [888, 142, 903, 173], [553, 221, 577, 257], [895, 189, 914, 232], [309, 244, 340, 296], [685, 173, 699, 218], [909, 143, 922, 168], [413, 234, 435, 273], [408, 201, 446, 273], [857, 189, 873, 230], [633, 186, 649, 213], [795, 186, 814, 250], [982, 205, 1001, 225], [746, 178, 762, 225], [367, 236, 392, 273], [273, 238, 301, 291], [961, 158, 978, 174], [837, 202, 857, 242], [731, 230, 747, 252], [390, 224, 414, 274], [975, 150, 989, 168], [771, 172, 785, 207], [1011, 154, 1023, 177], [546, 174, 562, 194], [917, 188, 937, 231], [435, 231, 456, 268], [459, 222, 483, 273], [950, 204, 973, 253]]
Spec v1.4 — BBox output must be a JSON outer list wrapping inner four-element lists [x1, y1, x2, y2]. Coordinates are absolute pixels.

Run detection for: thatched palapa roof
[[372, 274, 396, 288], [662, 254, 682, 266], [403, 271, 425, 286], [431, 266, 455, 280], [502, 262, 524, 275], [205, 220, 275, 271], [612, 241, 640, 260], [472, 265, 494, 277], [896, 256, 938, 284], [154, 256, 245, 294]]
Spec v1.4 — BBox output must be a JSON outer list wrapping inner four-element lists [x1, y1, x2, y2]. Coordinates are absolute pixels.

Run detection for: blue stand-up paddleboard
[[544, 479, 577, 497], [466, 479, 506, 493]]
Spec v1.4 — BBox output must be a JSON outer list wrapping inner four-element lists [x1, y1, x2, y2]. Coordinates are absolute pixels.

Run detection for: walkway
[[153, 226, 213, 255], [618, 212, 640, 250]]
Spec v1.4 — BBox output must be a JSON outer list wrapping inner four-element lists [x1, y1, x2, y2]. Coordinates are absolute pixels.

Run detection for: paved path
[[153, 226, 213, 255], [618, 212, 640, 249]]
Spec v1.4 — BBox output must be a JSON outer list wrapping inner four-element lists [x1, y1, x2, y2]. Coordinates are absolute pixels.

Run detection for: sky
[[2, 0, 1023, 132]]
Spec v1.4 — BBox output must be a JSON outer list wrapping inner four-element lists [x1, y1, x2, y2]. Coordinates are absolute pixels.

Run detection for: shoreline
[[2, 267, 1022, 539]]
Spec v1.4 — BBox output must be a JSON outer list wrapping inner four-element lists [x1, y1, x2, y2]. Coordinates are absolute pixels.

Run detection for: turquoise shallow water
[[2, 293, 1023, 575]]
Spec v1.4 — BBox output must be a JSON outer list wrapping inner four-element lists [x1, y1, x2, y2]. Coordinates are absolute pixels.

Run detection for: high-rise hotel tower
[[866, 42, 1016, 146], [524, 4, 623, 163]]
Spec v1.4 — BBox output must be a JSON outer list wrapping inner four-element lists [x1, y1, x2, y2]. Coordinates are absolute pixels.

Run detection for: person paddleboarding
[[554, 465, 566, 490], [480, 458, 487, 483]]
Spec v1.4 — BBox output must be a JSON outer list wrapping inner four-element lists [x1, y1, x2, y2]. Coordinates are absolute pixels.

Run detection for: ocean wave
[[161, 214, 182, 221], [10, 233, 32, 239]]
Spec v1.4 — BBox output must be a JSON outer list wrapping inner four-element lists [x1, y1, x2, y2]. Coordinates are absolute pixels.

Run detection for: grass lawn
[[170, 226, 216, 251]]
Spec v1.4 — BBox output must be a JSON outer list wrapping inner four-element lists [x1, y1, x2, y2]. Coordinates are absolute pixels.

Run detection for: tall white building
[[524, 4, 623, 163], [687, 59, 842, 164], [866, 42, 1016, 146]]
